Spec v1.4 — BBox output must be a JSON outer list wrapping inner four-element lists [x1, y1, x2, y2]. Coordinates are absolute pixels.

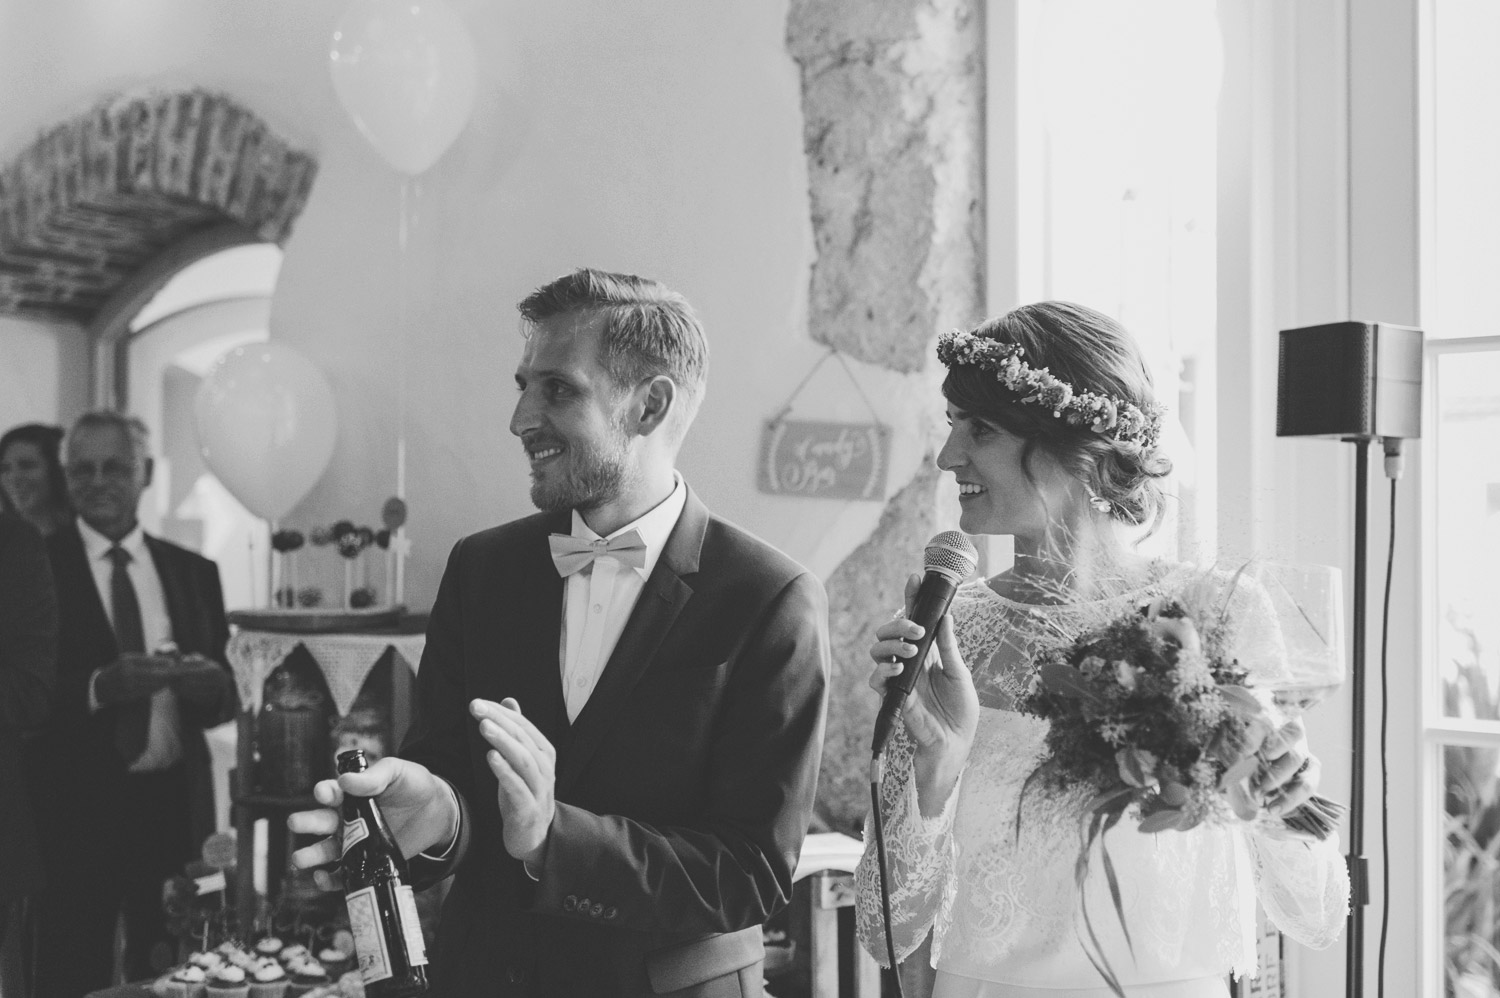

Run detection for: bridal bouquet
[[1012, 569, 1345, 994]]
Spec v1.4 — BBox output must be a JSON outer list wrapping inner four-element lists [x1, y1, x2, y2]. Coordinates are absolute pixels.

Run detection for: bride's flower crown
[[936, 328, 1165, 449]]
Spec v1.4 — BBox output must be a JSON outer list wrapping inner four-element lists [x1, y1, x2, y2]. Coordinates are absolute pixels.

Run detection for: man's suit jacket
[[29, 521, 236, 878], [401, 488, 830, 997], [0, 514, 57, 902]]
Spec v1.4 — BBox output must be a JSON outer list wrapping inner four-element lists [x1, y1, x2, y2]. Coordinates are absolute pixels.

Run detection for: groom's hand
[[472, 697, 556, 870], [287, 756, 459, 884]]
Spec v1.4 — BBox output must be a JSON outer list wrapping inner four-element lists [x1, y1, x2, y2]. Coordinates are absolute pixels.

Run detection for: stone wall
[[0, 90, 317, 324], [787, 0, 984, 834]]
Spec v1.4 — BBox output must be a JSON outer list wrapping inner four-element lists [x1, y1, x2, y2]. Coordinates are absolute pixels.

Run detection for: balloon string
[[392, 175, 418, 606], [268, 519, 280, 608], [397, 176, 411, 502]]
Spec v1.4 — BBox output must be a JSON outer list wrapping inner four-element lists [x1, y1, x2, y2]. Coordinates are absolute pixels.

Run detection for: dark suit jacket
[[0, 514, 57, 902], [401, 488, 830, 997], [29, 521, 236, 879]]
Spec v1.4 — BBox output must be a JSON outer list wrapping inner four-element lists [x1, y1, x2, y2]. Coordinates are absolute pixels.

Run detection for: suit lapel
[[53, 522, 118, 664], [477, 512, 571, 748], [555, 490, 708, 794], [144, 535, 190, 649]]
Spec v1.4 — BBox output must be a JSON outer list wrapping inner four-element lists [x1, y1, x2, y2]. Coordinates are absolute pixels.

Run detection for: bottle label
[[340, 817, 369, 858], [345, 886, 393, 984], [396, 884, 428, 967]]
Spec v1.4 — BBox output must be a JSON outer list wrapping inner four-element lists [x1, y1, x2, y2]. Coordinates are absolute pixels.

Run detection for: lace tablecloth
[[225, 629, 426, 716]]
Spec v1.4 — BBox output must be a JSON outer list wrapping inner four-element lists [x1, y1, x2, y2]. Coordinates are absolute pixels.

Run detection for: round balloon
[[329, 0, 479, 175], [194, 343, 338, 522]]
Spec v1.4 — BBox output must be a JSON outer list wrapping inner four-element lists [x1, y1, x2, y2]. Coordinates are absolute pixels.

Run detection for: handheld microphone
[[871, 531, 979, 758]]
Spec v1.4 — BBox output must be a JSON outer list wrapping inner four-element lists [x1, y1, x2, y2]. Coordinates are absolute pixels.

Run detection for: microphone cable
[[869, 752, 906, 998], [1376, 439, 1402, 998]]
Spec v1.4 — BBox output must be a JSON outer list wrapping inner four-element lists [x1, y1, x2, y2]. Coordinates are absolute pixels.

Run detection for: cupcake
[[286, 960, 329, 997], [187, 951, 226, 974], [316, 946, 353, 978], [159, 964, 209, 998], [277, 944, 309, 969], [248, 959, 289, 998], [227, 948, 258, 970], [336, 969, 367, 997], [206, 964, 251, 998], [255, 937, 285, 961]]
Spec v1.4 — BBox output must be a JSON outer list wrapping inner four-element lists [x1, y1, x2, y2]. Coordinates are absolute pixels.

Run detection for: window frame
[[1419, 333, 1500, 995]]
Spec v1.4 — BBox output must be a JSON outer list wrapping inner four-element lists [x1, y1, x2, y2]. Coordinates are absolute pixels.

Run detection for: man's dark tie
[[108, 545, 150, 762]]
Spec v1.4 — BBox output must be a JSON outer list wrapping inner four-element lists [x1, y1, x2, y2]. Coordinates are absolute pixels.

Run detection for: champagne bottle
[[337, 749, 429, 996]]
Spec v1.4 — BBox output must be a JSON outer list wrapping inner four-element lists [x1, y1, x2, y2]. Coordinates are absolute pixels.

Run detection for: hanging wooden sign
[[758, 420, 890, 501]]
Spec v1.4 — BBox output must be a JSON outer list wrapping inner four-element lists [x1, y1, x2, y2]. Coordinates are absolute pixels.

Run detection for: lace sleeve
[[1225, 571, 1351, 946], [1219, 571, 1295, 690], [854, 721, 961, 967], [1246, 828, 1350, 948]]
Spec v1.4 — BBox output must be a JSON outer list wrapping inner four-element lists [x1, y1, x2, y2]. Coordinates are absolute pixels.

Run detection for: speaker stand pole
[[1345, 439, 1371, 998]]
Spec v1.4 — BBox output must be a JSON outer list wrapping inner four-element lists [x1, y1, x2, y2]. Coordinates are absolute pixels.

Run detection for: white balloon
[[329, 0, 479, 175], [194, 343, 338, 522]]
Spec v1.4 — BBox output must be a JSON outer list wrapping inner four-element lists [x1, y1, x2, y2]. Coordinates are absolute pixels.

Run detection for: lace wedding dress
[[854, 566, 1350, 997]]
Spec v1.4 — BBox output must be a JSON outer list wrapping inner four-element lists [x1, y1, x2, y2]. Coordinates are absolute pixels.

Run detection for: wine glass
[[1242, 560, 1347, 718]]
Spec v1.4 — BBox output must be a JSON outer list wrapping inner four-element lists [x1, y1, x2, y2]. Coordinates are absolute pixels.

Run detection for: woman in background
[[0, 423, 72, 538], [855, 302, 1349, 997]]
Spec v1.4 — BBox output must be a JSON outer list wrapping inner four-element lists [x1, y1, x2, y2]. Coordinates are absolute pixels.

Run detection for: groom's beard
[[529, 423, 637, 514]]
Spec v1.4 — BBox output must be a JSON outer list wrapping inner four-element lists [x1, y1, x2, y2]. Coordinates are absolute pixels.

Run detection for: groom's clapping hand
[[472, 697, 556, 871]]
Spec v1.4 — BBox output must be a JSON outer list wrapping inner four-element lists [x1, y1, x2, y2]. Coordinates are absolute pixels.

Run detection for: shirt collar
[[570, 473, 688, 578], [78, 517, 148, 564]]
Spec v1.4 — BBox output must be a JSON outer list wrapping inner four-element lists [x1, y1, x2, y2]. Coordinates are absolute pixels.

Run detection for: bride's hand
[[1250, 717, 1321, 817], [869, 574, 980, 812]]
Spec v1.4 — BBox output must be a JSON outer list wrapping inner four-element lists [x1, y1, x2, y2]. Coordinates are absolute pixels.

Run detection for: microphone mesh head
[[924, 531, 979, 583]]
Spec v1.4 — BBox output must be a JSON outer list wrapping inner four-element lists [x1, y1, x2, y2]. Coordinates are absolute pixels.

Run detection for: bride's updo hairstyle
[[940, 301, 1173, 531]]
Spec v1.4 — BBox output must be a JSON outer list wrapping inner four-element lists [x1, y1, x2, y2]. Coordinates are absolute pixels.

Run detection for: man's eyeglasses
[[66, 459, 140, 482]]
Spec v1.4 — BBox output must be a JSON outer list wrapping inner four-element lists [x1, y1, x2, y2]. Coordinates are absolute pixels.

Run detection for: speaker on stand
[[1275, 320, 1423, 998]]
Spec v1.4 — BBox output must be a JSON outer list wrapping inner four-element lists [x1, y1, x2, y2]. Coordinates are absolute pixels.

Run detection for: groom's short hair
[[517, 268, 709, 430]]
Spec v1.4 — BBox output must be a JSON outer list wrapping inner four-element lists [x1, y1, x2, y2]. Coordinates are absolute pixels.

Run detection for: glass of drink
[[1240, 560, 1346, 717]]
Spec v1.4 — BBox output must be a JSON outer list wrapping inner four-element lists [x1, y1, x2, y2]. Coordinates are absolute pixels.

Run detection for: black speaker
[[1276, 321, 1424, 440]]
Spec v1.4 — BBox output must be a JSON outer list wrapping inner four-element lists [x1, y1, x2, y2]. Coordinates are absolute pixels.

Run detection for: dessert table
[[788, 833, 879, 998], [223, 611, 427, 935]]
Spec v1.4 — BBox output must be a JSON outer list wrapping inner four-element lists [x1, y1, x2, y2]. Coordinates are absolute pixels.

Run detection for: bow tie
[[549, 529, 648, 577]]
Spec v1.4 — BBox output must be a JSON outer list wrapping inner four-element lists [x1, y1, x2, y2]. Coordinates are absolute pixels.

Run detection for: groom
[[292, 269, 830, 997]]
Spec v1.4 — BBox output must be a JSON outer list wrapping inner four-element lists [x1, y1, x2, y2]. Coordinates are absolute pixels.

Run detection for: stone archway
[[0, 89, 317, 325]]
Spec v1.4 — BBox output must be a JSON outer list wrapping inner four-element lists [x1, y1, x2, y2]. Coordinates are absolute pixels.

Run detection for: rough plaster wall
[[816, 463, 940, 828], [788, 0, 983, 374], [788, 0, 983, 833]]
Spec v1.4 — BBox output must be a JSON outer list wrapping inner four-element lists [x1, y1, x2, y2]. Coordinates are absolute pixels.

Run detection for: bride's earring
[[1085, 486, 1113, 515]]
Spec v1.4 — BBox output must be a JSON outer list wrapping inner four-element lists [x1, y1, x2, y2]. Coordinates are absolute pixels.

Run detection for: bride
[[854, 302, 1349, 998]]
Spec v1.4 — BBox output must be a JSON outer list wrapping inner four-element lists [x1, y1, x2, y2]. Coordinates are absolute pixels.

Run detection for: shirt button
[[563, 895, 578, 912], [576, 677, 587, 687], [603, 906, 618, 921], [590, 902, 604, 918], [592, 603, 602, 613]]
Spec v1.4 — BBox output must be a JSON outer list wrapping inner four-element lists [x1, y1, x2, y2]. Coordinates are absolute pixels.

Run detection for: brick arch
[[0, 89, 318, 324]]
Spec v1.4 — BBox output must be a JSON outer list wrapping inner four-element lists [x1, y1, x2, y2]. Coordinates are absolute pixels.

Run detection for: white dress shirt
[[80, 518, 184, 772], [559, 475, 687, 722]]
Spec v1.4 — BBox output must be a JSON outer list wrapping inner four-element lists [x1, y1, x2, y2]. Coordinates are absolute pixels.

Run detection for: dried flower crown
[[937, 328, 1165, 449]]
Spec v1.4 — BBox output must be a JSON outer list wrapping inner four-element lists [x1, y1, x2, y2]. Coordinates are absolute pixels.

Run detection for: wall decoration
[[758, 420, 890, 501]]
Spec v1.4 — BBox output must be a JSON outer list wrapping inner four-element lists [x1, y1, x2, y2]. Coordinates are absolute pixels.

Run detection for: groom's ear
[[634, 376, 677, 437]]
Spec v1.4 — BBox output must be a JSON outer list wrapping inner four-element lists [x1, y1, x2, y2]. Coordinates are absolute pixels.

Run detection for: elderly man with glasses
[[29, 410, 236, 998]]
